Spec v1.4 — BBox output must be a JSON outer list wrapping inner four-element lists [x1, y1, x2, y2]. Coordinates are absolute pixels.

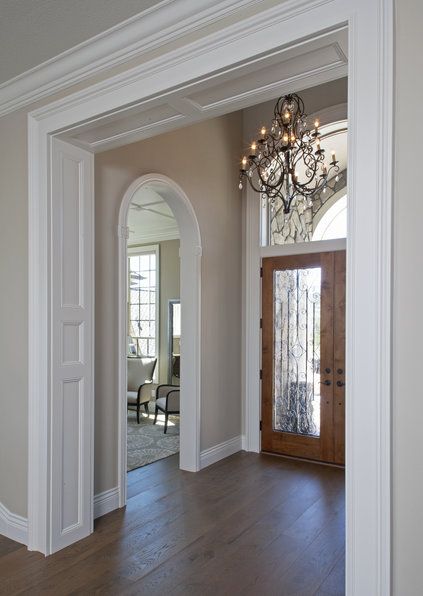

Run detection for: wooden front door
[[261, 251, 346, 465]]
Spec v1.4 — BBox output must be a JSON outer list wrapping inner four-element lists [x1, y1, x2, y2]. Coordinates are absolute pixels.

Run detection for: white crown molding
[[0, 0, 262, 118], [30, 0, 345, 124], [200, 436, 243, 469], [93, 488, 120, 519], [0, 502, 28, 546]]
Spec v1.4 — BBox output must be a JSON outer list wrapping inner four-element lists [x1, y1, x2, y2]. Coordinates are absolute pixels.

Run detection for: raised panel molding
[[58, 28, 347, 153], [0, 0, 262, 118], [49, 138, 94, 553]]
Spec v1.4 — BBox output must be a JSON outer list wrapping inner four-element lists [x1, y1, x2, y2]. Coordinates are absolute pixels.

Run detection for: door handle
[[336, 380, 345, 387], [320, 380, 331, 386]]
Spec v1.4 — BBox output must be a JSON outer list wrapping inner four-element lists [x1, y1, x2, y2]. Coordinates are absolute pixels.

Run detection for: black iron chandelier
[[239, 93, 339, 213]]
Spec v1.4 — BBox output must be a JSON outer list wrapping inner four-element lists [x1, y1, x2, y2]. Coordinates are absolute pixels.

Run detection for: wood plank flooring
[[0, 452, 345, 595]]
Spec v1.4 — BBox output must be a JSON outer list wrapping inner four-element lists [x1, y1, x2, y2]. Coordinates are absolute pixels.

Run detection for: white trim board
[[200, 436, 243, 469], [27, 0, 393, 592], [93, 488, 120, 520], [260, 238, 346, 258], [0, 502, 28, 546], [0, 0, 262, 118]]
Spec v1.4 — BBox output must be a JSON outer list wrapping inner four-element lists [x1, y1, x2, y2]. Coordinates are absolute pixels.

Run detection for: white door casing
[[50, 138, 94, 552], [27, 1, 393, 592]]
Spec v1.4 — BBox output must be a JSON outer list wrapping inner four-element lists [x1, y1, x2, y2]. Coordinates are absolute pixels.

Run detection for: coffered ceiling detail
[[60, 27, 347, 153]]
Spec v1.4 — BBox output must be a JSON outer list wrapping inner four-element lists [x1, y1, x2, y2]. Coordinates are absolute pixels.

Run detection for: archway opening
[[118, 174, 202, 504]]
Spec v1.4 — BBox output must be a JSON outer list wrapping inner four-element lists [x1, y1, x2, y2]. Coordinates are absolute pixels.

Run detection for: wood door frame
[[27, 1, 393, 592], [261, 250, 344, 464]]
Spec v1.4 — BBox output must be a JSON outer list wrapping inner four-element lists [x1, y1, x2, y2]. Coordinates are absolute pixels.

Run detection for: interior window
[[128, 250, 157, 358], [312, 194, 347, 241]]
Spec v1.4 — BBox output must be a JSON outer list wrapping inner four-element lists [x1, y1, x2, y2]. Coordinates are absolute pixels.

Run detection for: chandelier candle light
[[239, 93, 339, 214]]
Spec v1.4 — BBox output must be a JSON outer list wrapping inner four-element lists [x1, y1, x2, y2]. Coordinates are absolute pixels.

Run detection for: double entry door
[[261, 250, 346, 465]]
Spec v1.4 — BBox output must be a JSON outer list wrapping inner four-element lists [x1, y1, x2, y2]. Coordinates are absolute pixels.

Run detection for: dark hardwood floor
[[0, 452, 345, 595]]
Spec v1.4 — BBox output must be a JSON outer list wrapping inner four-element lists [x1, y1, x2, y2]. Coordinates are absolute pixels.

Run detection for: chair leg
[[144, 402, 149, 415], [153, 407, 158, 424], [164, 413, 168, 434], [137, 404, 140, 424]]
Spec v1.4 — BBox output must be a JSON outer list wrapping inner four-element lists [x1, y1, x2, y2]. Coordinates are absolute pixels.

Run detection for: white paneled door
[[50, 138, 94, 552]]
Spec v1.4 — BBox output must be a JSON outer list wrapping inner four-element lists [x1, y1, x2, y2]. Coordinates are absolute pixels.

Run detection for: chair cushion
[[127, 391, 138, 404], [156, 391, 180, 412], [127, 357, 156, 392], [155, 397, 167, 410], [127, 390, 151, 405]]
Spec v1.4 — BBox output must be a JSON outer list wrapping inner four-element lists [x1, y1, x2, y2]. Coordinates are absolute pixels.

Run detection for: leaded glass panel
[[273, 267, 321, 436]]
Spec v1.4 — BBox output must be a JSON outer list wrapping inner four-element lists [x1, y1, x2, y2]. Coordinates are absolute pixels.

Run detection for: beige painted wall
[[158, 240, 180, 384], [94, 113, 243, 494], [128, 239, 180, 383], [392, 1, 423, 594]]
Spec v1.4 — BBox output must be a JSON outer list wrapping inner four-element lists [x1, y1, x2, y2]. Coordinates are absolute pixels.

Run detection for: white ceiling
[[128, 186, 179, 244], [0, 0, 161, 84], [60, 26, 348, 153]]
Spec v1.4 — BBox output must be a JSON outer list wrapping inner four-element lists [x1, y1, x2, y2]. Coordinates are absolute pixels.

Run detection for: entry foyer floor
[[0, 452, 345, 595]]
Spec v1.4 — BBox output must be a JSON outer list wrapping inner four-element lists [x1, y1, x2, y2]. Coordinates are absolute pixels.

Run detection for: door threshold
[[260, 450, 345, 469]]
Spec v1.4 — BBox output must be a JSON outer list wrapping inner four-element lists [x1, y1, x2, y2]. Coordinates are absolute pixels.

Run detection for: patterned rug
[[127, 403, 179, 471]]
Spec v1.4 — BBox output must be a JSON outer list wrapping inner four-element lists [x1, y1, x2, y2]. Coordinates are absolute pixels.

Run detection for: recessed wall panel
[[62, 322, 83, 364], [61, 156, 82, 307], [61, 378, 82, 533]]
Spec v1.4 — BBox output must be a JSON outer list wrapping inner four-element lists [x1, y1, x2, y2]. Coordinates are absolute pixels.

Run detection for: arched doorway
[[117, 174, 202, 506]]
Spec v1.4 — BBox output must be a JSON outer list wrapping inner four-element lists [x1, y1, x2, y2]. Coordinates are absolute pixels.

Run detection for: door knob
[[336, 380, 345, 387], [320, 380, 331, 386], [337, 368, 344, 375]]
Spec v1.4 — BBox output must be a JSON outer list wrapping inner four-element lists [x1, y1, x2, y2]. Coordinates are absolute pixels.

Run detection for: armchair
[[127, 357, 157, 423], [153, 384, 180, 433]]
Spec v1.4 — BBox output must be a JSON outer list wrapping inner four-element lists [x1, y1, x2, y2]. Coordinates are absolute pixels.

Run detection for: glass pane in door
[[273, 267, 321, 437]]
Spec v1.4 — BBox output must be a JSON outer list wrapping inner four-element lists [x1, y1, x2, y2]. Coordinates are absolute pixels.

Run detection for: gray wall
[[0, 110, 28, 517], [94, 113, 243, 495], [0, 0, 162, 83]]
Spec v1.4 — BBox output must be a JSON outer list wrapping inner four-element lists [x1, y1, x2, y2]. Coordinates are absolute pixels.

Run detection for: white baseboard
[[200, 435, 243, 469], [0, 502, 28, 545], [93, 487, 120, 519]]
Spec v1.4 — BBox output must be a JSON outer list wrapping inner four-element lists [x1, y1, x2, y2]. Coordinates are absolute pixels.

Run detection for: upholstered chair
[[153, 384, 180, 433], [127, 357, 157, 423]]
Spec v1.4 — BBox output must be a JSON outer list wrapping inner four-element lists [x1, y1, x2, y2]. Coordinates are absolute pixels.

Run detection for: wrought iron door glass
[[273, 267, 321, 436]]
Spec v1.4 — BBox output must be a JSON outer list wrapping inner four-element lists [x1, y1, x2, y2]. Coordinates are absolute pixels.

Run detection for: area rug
[[127, 403, 179, 471]]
